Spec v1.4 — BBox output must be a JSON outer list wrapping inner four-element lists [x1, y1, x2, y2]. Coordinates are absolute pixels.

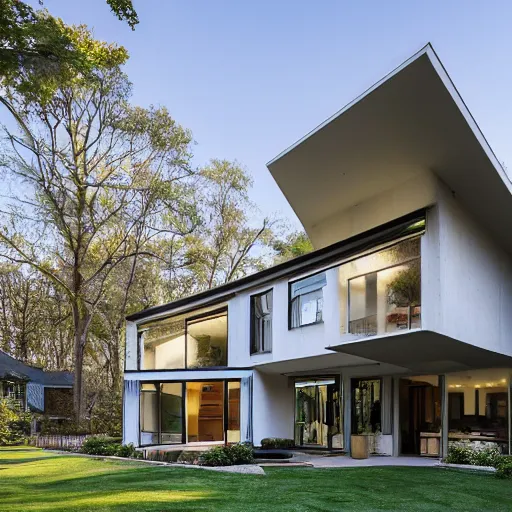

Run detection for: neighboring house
[[0, 350, 73, 426], [123, 44, 512, 458]]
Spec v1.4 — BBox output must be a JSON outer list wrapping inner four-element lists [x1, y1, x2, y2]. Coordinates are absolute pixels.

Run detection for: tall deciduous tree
[[178, 159, 275, 293], [0, 27, 196, 421]]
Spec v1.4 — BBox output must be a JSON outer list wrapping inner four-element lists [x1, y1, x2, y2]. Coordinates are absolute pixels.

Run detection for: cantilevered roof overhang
[[329, 331, 512, 374], [267, 44, 512, 252]]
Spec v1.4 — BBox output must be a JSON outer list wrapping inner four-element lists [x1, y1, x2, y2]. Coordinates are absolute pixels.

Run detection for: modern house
[[123, 44, 512, 458], [0, 350, 73, 425]]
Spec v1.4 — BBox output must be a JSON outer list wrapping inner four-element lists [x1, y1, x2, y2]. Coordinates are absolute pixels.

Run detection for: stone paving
[[291, 453, 441, 468]]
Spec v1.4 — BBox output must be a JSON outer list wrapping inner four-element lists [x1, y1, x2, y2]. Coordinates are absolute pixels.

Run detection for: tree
[[177, 159, 276, 293], [272, 231, 313, 263], [0, 27, 197, 421]]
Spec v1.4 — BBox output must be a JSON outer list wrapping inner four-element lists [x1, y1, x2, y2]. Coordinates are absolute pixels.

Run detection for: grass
[[1, 447, 512, 511]]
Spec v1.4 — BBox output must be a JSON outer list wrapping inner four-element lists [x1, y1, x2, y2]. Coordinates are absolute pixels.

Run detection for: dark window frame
[[137, 307, 228, 371], [250, 288, 273, 355], [288, 272, 327, 330], [138, 378, 241, 448]]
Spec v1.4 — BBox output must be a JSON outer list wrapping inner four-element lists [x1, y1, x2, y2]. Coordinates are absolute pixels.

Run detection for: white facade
[[123, 45, 512, 458]]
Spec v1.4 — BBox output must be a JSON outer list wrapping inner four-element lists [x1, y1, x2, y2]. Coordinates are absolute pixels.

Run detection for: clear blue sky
[[29, 0, 512, 230]]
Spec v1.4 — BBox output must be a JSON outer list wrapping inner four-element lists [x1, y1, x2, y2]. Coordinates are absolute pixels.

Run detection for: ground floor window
[[447, 369, 510, 453], [140, 380, 240, 446], [294, 378, 342, 449]]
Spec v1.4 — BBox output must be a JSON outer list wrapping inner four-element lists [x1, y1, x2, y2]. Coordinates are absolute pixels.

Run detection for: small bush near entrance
[[445, 446, 501, 467], [80, 436, 140, 458], [200, 443, 254, 466], [260, 438, 294, 449]]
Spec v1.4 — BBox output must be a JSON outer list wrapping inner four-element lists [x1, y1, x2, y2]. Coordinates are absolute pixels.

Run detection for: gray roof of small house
[[0, 350, 73, 387]]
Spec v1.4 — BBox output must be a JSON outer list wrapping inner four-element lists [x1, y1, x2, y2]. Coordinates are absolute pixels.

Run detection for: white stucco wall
[[433, 183, 512, 355], [252, 371, 294, 444], [307, 171, 437, 249], [229, 267, 341, 368]]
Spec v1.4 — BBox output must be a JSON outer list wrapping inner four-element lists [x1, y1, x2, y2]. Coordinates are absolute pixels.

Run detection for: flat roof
[[267, 44, 512, 251]]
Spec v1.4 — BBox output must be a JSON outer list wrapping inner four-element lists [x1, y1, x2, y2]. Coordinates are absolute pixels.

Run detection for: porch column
[[240, 375, 253, 444], [440, 374, 448, 459], [343, 374, 351, 453], [123, 380, 140, 446], [392, 377, 400, 456]]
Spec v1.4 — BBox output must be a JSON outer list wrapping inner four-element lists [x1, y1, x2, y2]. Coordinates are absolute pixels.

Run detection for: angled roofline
[[126, 208, 426, 322], [266, 43, 511, 193]]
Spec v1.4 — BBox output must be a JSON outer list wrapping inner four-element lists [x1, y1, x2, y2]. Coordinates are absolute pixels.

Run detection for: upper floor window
[[140, 308, 228, 370], [289, 272, 327, 329], [346, 237, 421, 337], [250, 290, 273, 354]]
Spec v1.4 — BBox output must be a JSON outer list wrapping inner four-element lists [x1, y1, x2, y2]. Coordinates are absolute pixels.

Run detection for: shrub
[[0, 399, 30, 446], [496, 457, 512, 479], [115, 443, 140, 458], [260, 438, 294, 449], [200, 446, 232, 467], [200, 443, 254, 467], [445, 446, 475, 465], [472, 448, 501, 467]]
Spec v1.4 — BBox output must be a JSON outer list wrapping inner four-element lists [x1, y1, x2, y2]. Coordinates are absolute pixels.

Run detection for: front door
[[294, 379, 341, 449]]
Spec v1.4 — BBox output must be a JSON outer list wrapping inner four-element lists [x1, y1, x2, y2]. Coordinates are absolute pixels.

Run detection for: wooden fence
[[30, 434, 91, 450]]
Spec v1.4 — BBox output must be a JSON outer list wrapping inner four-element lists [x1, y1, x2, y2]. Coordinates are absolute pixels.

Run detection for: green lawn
[[1, 447, 512, 511]]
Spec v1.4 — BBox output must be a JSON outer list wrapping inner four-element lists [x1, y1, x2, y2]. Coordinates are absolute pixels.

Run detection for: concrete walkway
[[292, 454, 440, 468]]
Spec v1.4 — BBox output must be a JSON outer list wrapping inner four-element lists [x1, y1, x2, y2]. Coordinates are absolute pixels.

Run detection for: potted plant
[[387, 261, 421, 328], [351, 426, 372, 459]]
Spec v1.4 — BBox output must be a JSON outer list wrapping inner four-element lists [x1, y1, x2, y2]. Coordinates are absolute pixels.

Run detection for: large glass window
[[140, 317, 185, 370], [295, 379, 342, 449], [250, 290, 273, 354], [447, 369, 509, 453], [290, 273, 327, 329], [186, 312, 227, 368], [343, 237, 421, 337], [140, 308, 227, 370], [139, 380, 240, 446]]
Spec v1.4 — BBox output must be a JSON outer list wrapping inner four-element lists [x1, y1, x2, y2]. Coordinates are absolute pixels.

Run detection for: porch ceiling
[[267, 45, 512, 252], [328, 330, 512, 374], [253, 352, 405, 376]]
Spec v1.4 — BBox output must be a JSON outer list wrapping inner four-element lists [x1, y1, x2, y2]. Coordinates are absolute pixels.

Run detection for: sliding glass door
[[140, 380, 240, 446], [294, 379, 342, 449]]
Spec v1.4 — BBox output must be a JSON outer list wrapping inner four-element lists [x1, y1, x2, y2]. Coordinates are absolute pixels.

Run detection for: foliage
[[200, 443, 254, 466], [496, 456, 512, 479], [106, 0, 139, 29], [260, 438, 295, 449], [445, 445, 503, 468], [387, 260, 421, 307], [0, 399, 30, 445], [79, 435, 139, 458], [272, 231, 313, 263]]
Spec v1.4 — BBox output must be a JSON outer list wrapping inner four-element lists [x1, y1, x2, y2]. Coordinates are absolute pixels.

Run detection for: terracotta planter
[[351, 434, 370, 459]]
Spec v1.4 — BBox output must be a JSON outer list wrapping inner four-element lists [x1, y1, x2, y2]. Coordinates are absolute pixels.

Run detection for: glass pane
[[290, 273, 326, 328], [447, 369, 509, 453], [251, 291, 272, 354], [352, 379, 381, 434], [295, 380, 340, 448], [187, 382, 224, 442], [141, 317, 185, 370], [346, 238, 421, 337], [160, 383, 183, 444], [140, 383, 158, 445], [187, 313, 227, 368], [227, 382, 241, 443]]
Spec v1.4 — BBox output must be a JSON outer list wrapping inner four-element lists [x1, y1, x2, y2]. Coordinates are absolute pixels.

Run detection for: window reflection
[[447, 369, 509, 453], [341, 238, 421, 337]]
